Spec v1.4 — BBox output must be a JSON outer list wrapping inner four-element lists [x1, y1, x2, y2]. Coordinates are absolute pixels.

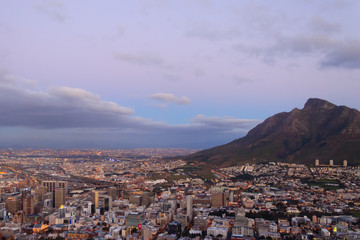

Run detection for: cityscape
[[0, 149, 360, 239], [1, 1, 360, 240]]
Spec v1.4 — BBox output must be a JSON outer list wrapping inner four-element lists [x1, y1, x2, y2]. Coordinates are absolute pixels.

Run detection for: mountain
[[185, 98, 360, 167]]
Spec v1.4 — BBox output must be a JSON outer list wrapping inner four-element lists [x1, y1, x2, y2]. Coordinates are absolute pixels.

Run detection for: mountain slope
[[186, 98, 360, 166]]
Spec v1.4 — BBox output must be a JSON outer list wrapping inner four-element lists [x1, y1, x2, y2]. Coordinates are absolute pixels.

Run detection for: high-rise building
[[44, 199, 52, 209], [104, 196, 112, 211], [211, 192, 226, 208], [315, 159, 319, 166], [343, 160, 348, 167], [329, 159, 334, 166], [141, 192, 151, 207], [42, 181, 68, 193], [54, 188, 65, 208], [5, 196, 21, 214], [186, 195, 194, 222], [34, 186, 47, 203], [108, 187, 118, 201], [92, 191, 99, 209], [22, 195, 34, 215], [43, 181, 68, 209], [87, 202, 95, 215], [43, 192, 53, 208], [59, 206, 66, 218], [186, 195, 193, 215]]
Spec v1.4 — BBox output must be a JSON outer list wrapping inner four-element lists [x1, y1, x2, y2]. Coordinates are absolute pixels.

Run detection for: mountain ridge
[[185, 98, 360, 166]]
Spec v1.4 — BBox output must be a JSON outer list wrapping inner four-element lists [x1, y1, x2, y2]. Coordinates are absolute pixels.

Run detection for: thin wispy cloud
[[114, 51, 164, 66], [191, 114, 260, 133], [308, 17, 342, 34], [149, 93, 191, 105], [233, 76, 253, 84], [234, 15, 360, 70], [34, 0, 66, 22]]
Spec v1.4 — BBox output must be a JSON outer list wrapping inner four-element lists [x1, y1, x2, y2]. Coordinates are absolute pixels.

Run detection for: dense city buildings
[[0, 148, 359, 239]]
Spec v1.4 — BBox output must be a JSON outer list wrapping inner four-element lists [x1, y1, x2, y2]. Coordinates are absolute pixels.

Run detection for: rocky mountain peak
[[303, 98, 336, 110], [186, 98, 360, 167]]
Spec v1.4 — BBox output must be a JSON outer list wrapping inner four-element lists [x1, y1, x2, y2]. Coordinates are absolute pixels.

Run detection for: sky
[[0, 0, 360, 149]]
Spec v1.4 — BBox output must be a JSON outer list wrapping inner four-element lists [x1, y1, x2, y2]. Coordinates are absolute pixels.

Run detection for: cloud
[[308, 17, 341, 34], [267, 36, 360, 69], [191, 114, 260, 133], [139, 0, 170, 14], [231, 10, 360, 70], [236, 33, 360, 70], [185, 16, 245, 42], [186, 25, 238, 41], [320, 40, 360, 70], [0, 70, 259, 148], [114, 51, 163, 66], [34, 0, 66, 22], [0, 71, 134, 129], [237, 34, 334, 59], [149, 93, 191, 105], [233, 76, 253, 84]]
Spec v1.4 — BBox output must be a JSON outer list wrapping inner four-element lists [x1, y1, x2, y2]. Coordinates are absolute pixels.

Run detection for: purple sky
[[0, 0, 360, 149]]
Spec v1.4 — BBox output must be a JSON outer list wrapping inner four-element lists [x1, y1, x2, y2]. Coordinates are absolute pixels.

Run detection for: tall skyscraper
[[87, 202, 95, 215], [22, 195, 34, 215], [104, 196, 112, 211], [21, 188, 34, 215], [92, 191, 99, 209], [54, 188, 65, 208], [42, 181, 68, 193], [186, 195, 193, 222]]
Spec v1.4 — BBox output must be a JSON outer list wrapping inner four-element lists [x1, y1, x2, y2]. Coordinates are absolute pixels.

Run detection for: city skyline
[[1, 1, 360, 148]]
